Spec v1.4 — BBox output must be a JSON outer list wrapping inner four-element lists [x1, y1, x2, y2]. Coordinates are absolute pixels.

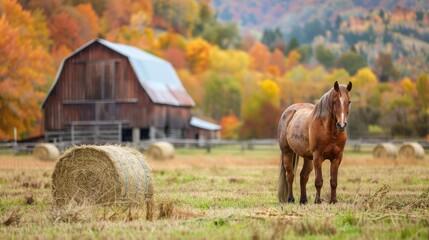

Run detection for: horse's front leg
[[329, 155, 343, 204], [313, 152, 323, 204]]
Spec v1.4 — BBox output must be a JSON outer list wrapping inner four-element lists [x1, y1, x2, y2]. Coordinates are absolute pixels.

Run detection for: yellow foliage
[[258, 79, 280, 107], [209, 47, 249, 76], [352, 67, 377, 106], [186, 38, 211, 74], [400, 77, 416, 95]]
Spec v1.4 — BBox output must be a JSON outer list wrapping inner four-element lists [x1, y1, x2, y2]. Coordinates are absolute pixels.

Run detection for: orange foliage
[[220, 114, 240, 139], [269, 49, 285, 75], [164, 47, 187, 69], [248, 41, 270, 72], [0, 13, 52, 139], [48, 11, 84, 50], [104, 0, 132, 30], [76, 3, 100, 39], [285, 50, 301, 70]]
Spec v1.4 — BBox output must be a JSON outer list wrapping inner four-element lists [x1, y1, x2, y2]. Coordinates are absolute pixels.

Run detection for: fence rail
[[1, 138, 428, 155]]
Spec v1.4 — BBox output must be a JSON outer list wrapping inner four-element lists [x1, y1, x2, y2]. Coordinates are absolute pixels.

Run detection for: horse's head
[[332, 81, 352, 132]]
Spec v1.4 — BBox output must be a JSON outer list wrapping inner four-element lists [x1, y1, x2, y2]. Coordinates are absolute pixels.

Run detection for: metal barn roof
[[190, 117, 221, 131], [42, 38, 195, 107]]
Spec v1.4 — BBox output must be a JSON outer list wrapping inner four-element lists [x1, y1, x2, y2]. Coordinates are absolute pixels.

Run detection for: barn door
[[87, 61, 116, 121], [86, 61, 116, 100]]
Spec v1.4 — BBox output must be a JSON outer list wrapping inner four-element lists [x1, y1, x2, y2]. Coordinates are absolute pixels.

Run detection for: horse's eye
[[348, 101, 352, 104]]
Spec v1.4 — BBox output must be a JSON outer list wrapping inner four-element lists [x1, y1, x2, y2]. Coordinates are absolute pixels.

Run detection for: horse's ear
[[334, 81, 340, 92], [347, 81, 352, 92]]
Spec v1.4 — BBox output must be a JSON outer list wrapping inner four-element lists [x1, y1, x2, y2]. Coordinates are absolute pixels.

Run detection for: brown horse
[[278, 81, 352, 204]]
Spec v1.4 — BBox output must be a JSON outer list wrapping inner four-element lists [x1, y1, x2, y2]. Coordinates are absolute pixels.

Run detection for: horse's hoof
[[314, 199, 322, 204], [299, 198, 308, 205], [330, 199, 338, 204], [287, 196, 295, 203]]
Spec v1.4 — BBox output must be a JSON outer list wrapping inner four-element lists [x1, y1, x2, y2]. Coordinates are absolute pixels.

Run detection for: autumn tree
[[220, 114, 240, 139], [104, 0, 133, 30], [315, 44, 335, 69], [415, 73, 429, 137], [347, 68, 379, 138], [203, 74, 241, 121], [0, 0, 53, 139], [163, 47, 187, 69], [209, 47, 249, 76], [336, 51, 367, 75], [185, 38, 211, 74], [48, 9, 84, 51], [20, 0, 61, 18], [152, 0, 200, 36], [269, 49, 285, 76], [374, 52, 400, 82], [177, 69, 204, 106], [64, 0, 107, 16], [76, 3, 100, 39], [241, 79, 281, 139], [248, 41, 271, 72], [200, 22, 241, 49]]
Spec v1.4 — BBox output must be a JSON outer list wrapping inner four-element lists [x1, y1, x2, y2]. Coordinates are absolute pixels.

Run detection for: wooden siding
[[44, 42, 192, 133]]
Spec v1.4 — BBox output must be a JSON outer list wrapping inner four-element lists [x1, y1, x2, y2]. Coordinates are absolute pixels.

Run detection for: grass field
[[0, 146, 428, 239]]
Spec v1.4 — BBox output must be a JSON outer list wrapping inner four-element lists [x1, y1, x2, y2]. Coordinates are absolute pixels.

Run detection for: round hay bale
[[398, 142, 425, 160], [373, 143, 397, 159], [145, 142, 174, 160], [52, 145, 154, 210], [33, 143, 60, 161]]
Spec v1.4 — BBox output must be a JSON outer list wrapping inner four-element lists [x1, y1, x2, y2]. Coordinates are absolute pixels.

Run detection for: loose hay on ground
[[51, 145, 154, 219], [33, 143, 60, 161]]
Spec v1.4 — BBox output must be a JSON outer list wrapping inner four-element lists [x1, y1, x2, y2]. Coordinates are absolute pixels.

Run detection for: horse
[[278, 81, 352, 204]]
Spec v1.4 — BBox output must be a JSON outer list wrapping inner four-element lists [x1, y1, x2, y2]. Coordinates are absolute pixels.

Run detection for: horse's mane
[[312, 88, 335, 120]]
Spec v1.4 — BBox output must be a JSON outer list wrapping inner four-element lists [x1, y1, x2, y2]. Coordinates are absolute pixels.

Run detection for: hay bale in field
[[51, 145, 154, 219], [33, 143, 60, 161], [373, 143, 397, 159], [145, 141, 174, 160], [398, 142, 425, 160]]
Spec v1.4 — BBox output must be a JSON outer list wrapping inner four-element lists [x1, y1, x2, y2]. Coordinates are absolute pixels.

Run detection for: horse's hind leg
[[282, 152, 295, 203], [278, 153, 287, 203], [299, 157, 313, 204]]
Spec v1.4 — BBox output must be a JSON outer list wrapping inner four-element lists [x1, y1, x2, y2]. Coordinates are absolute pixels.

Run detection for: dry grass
[[0, 149, 428, 239]]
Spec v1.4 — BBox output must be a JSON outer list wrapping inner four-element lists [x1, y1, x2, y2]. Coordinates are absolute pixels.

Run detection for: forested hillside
[[0, 0, 428, 141]]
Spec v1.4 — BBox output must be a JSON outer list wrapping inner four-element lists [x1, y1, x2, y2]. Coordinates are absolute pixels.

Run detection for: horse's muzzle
[[336, 122, 347, 132]]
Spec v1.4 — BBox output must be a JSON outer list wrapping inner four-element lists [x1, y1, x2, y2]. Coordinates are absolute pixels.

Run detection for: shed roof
[[42, 38, 195, 107], [190, 117, 221, 131]]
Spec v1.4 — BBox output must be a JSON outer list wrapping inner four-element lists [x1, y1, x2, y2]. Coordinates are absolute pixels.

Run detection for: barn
[[42, 38, 220, 144]]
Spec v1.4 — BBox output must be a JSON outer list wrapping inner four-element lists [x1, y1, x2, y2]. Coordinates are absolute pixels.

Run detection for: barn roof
[[42, 38, 195, 107], [190, 117, 221, 131]]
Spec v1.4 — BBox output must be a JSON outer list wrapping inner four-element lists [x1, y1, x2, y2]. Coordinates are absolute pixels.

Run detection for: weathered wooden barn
[[42, 38, 220, 144]]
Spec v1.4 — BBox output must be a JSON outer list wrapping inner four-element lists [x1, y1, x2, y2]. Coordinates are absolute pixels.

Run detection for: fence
[[1, 138, 428, 155]]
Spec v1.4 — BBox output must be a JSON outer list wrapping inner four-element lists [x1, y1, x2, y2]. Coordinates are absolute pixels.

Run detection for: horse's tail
[[293, 153, 299, 180], [278, 152, 300, 203], [278, 153, 287, 203]]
